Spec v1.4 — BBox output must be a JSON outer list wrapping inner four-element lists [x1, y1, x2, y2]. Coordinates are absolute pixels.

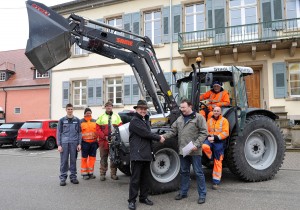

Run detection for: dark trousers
[[59, 142, 78, 181], [128, 161, 150, 203]]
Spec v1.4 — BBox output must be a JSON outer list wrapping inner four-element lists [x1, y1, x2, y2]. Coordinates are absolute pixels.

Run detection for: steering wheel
[[199, 101, 208, 110]]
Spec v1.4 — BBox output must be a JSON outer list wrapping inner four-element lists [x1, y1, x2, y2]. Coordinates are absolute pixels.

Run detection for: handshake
[[159, 135, 165, 144]]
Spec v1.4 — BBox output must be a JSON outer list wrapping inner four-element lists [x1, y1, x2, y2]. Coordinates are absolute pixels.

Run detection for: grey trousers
[[59, 142, 78, 181]]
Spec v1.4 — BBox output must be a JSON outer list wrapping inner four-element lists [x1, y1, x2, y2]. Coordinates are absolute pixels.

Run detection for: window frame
[[105, 77, 123, 105], [0, 72, 6, 81], [72, 80, 87, 107], [144, 9, 162, 45], [107, 16, 123, 35], [35, 70, 49, 78], [14, 107, 21, 114], [288, 62, 300, 97], [184, 2, 205, 40]]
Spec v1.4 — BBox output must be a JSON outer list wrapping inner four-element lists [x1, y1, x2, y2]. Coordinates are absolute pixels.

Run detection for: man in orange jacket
[[199, 81, 230, 120], [202, 106, 229, 190], [80, 108, 104, 180]]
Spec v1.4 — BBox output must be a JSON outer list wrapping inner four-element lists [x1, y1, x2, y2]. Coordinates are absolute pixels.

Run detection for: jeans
[[179, 155, 206, 199]]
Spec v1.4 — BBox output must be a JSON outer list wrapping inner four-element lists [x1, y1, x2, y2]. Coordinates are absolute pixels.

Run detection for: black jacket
[[129, 113, 160, 161]]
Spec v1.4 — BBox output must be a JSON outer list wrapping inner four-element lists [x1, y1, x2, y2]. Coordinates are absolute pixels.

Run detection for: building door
[[245, 68, 260, 108]]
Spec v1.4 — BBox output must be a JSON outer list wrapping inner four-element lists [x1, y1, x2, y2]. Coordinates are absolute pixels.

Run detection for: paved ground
[[0, 147, 299, 210]]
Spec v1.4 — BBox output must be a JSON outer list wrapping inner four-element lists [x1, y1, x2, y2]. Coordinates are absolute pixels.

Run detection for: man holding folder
[[162, 99, 208, 204]]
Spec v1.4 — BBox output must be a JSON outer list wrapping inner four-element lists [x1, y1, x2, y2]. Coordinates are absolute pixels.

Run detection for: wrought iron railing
[[178, 18, 300, 51]]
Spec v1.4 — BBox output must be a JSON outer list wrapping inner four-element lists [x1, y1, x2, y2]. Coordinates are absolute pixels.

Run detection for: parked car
[[17, 120, 58, 150], [0, 122, 24, 148], [118, 110, 157, 124]]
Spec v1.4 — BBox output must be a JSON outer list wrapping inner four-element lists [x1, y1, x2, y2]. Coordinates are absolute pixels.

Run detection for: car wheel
[[0, 144, 3, 148], [44, 137, 56, 150], [12, 139, 18, 148]]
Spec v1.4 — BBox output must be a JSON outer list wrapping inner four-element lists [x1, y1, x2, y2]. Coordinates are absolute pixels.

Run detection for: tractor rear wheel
[[226, 115, 285, 181]]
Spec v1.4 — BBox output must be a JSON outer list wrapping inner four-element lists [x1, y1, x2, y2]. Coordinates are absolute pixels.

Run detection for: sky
[[0, 0, 72, 51]]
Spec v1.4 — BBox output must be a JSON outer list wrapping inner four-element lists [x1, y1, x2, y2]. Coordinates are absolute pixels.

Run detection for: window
[[14, 107, 21, 114], [107, 17, 122, 35], [185, 3, 205, 40], [106, 77, 122, 105], [0, 72, 6, 81], [289, 63, 300, 97], [229, 0, 257, 40], [286, 0, 300, 28], [36, 70, 49, 78], [73, 43, 88, 56], [144, 10, 161, 44], [73, 80, 87, 106]]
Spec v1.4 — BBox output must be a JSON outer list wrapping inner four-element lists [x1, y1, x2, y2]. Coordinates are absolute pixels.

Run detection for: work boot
[[111, 174, 119, 180], [212, 184, 219, 190], [71, 179, 79, 184], [60, 180, 66, 186], [82, 175, 90, 180], [100, 175, 106, 181], [89, 174, 96, 179]]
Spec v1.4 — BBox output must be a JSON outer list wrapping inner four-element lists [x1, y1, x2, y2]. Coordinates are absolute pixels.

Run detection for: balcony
[[178, 18, 300, 64]]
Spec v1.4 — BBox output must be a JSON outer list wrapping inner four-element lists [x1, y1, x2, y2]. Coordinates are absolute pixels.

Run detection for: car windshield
[[21, 122, 42, 129], [0, 123, 14, 129]]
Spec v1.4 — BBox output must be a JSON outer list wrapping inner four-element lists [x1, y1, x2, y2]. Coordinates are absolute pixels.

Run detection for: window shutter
[[163, 72, 172, 88], [172, 5, 182, 42], [131, 75, 140, 104], [214, 0, 225, 35], [95, 78, 103, 105], [132, 12, 140, 38], [206, 0, 213, 29], [123, 14, 132, 38], [261, 1, 272, 28], [163, 6, 170, 43], [62, 81, 70, 108], [123, 76, 131, 105], [173, 72, 184, 95], [87, 79, 95, 106], [274, 0, 282, 20], [273, 62, 287, 99]]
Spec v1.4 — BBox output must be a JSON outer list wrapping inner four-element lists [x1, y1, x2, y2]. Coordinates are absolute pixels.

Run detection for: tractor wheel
[[146, 139, 180, 195], [226, 115, 285, 181]]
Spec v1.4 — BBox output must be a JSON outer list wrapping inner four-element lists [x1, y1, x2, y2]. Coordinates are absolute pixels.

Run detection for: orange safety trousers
[[81, 156, 97, 175], [202, 144, 224, 185]]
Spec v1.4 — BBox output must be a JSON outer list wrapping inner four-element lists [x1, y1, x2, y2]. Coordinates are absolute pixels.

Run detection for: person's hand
[[208, 136, 214, 143], [77, 144, 81, 152], [58, 145, 63, 153], [160, 135, 165, 143]]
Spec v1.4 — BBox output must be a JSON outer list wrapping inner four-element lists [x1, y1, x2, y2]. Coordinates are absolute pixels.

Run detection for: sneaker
[[60, 180, 66, 186], [71, 179, 79, 184], [100, 175, 106, 181], [89, 174, 96, 179], [111, 175, 119, 180], [82, 175, 90, 180], [212, 184, 219, 190]]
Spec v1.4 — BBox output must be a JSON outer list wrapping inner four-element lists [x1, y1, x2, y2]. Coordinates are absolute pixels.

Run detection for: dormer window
[[0, 72, 6, 81], [35, 70, 49, 78]]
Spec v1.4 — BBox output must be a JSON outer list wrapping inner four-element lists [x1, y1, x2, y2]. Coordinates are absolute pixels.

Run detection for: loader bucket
[[25, 1, 72, 74]]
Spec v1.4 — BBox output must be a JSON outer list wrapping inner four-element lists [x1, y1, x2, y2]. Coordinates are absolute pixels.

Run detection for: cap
[[212, 81, 223, 87]]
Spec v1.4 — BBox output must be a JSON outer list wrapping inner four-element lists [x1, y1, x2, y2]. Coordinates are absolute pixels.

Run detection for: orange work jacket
[[81, 117, 103, 143], [207, 115, 229, 141], [200, 89, 230, 111]]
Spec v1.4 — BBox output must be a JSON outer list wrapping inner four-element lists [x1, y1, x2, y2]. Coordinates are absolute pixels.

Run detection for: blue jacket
[[57, 116, 82, 146]]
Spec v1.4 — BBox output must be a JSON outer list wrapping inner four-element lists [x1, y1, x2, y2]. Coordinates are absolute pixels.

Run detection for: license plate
[[22, 139, 30, 142]]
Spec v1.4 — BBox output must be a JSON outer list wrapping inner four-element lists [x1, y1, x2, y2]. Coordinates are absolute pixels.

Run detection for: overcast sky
[[0, 0, 72, 51]]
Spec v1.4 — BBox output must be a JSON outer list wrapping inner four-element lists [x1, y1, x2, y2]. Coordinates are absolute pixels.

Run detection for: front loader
[[25, 1, 285, 194]]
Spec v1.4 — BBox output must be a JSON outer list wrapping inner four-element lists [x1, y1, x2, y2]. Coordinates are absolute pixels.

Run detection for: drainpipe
[[49, 69, 52, 119], [3, 88, 7, 122], [169, 0, 173, 72]]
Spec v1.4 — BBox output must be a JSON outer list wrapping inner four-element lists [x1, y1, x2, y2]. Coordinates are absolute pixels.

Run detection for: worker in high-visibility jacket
[[80, 107, 104, 180], [202, 106, 229, 190], [96, 101, 122, 181], [199, 81, 230, 120]]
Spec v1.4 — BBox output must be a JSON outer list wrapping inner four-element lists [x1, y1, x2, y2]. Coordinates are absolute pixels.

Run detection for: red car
[[17, 120, 58, 150]]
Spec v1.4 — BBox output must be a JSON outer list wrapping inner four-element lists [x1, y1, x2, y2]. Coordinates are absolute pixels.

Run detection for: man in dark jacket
[[128, 100, 165, 210]]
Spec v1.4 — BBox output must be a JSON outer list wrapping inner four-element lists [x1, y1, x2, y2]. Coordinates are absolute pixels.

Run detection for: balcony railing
[[178, 18, 300, 51]]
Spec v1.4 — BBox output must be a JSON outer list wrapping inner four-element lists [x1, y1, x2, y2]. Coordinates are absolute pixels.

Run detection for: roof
[[200, 66, 254, 74], [0, 49, 50, 88]]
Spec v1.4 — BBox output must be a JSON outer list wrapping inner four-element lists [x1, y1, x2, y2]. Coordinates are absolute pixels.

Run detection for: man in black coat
[[128, 100, 165, 210]]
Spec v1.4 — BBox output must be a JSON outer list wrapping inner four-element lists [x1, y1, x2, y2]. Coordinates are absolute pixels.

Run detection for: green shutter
[[95, 79, 103, 105], [87, 79, 95, 106], [123, 76, 131, 105], [172, 5, 182, 42], [273, 62, 287, 99], [62, 81, 69, 108], [163, 6, 170, 43]]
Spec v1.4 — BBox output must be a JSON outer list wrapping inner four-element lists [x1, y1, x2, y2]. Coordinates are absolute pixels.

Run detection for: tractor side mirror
[[205, 73, 213, 86]]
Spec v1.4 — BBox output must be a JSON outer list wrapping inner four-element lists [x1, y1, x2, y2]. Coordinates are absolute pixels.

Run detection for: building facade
[[50, 0, 300, 124], [0, 49, 51, 122]]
